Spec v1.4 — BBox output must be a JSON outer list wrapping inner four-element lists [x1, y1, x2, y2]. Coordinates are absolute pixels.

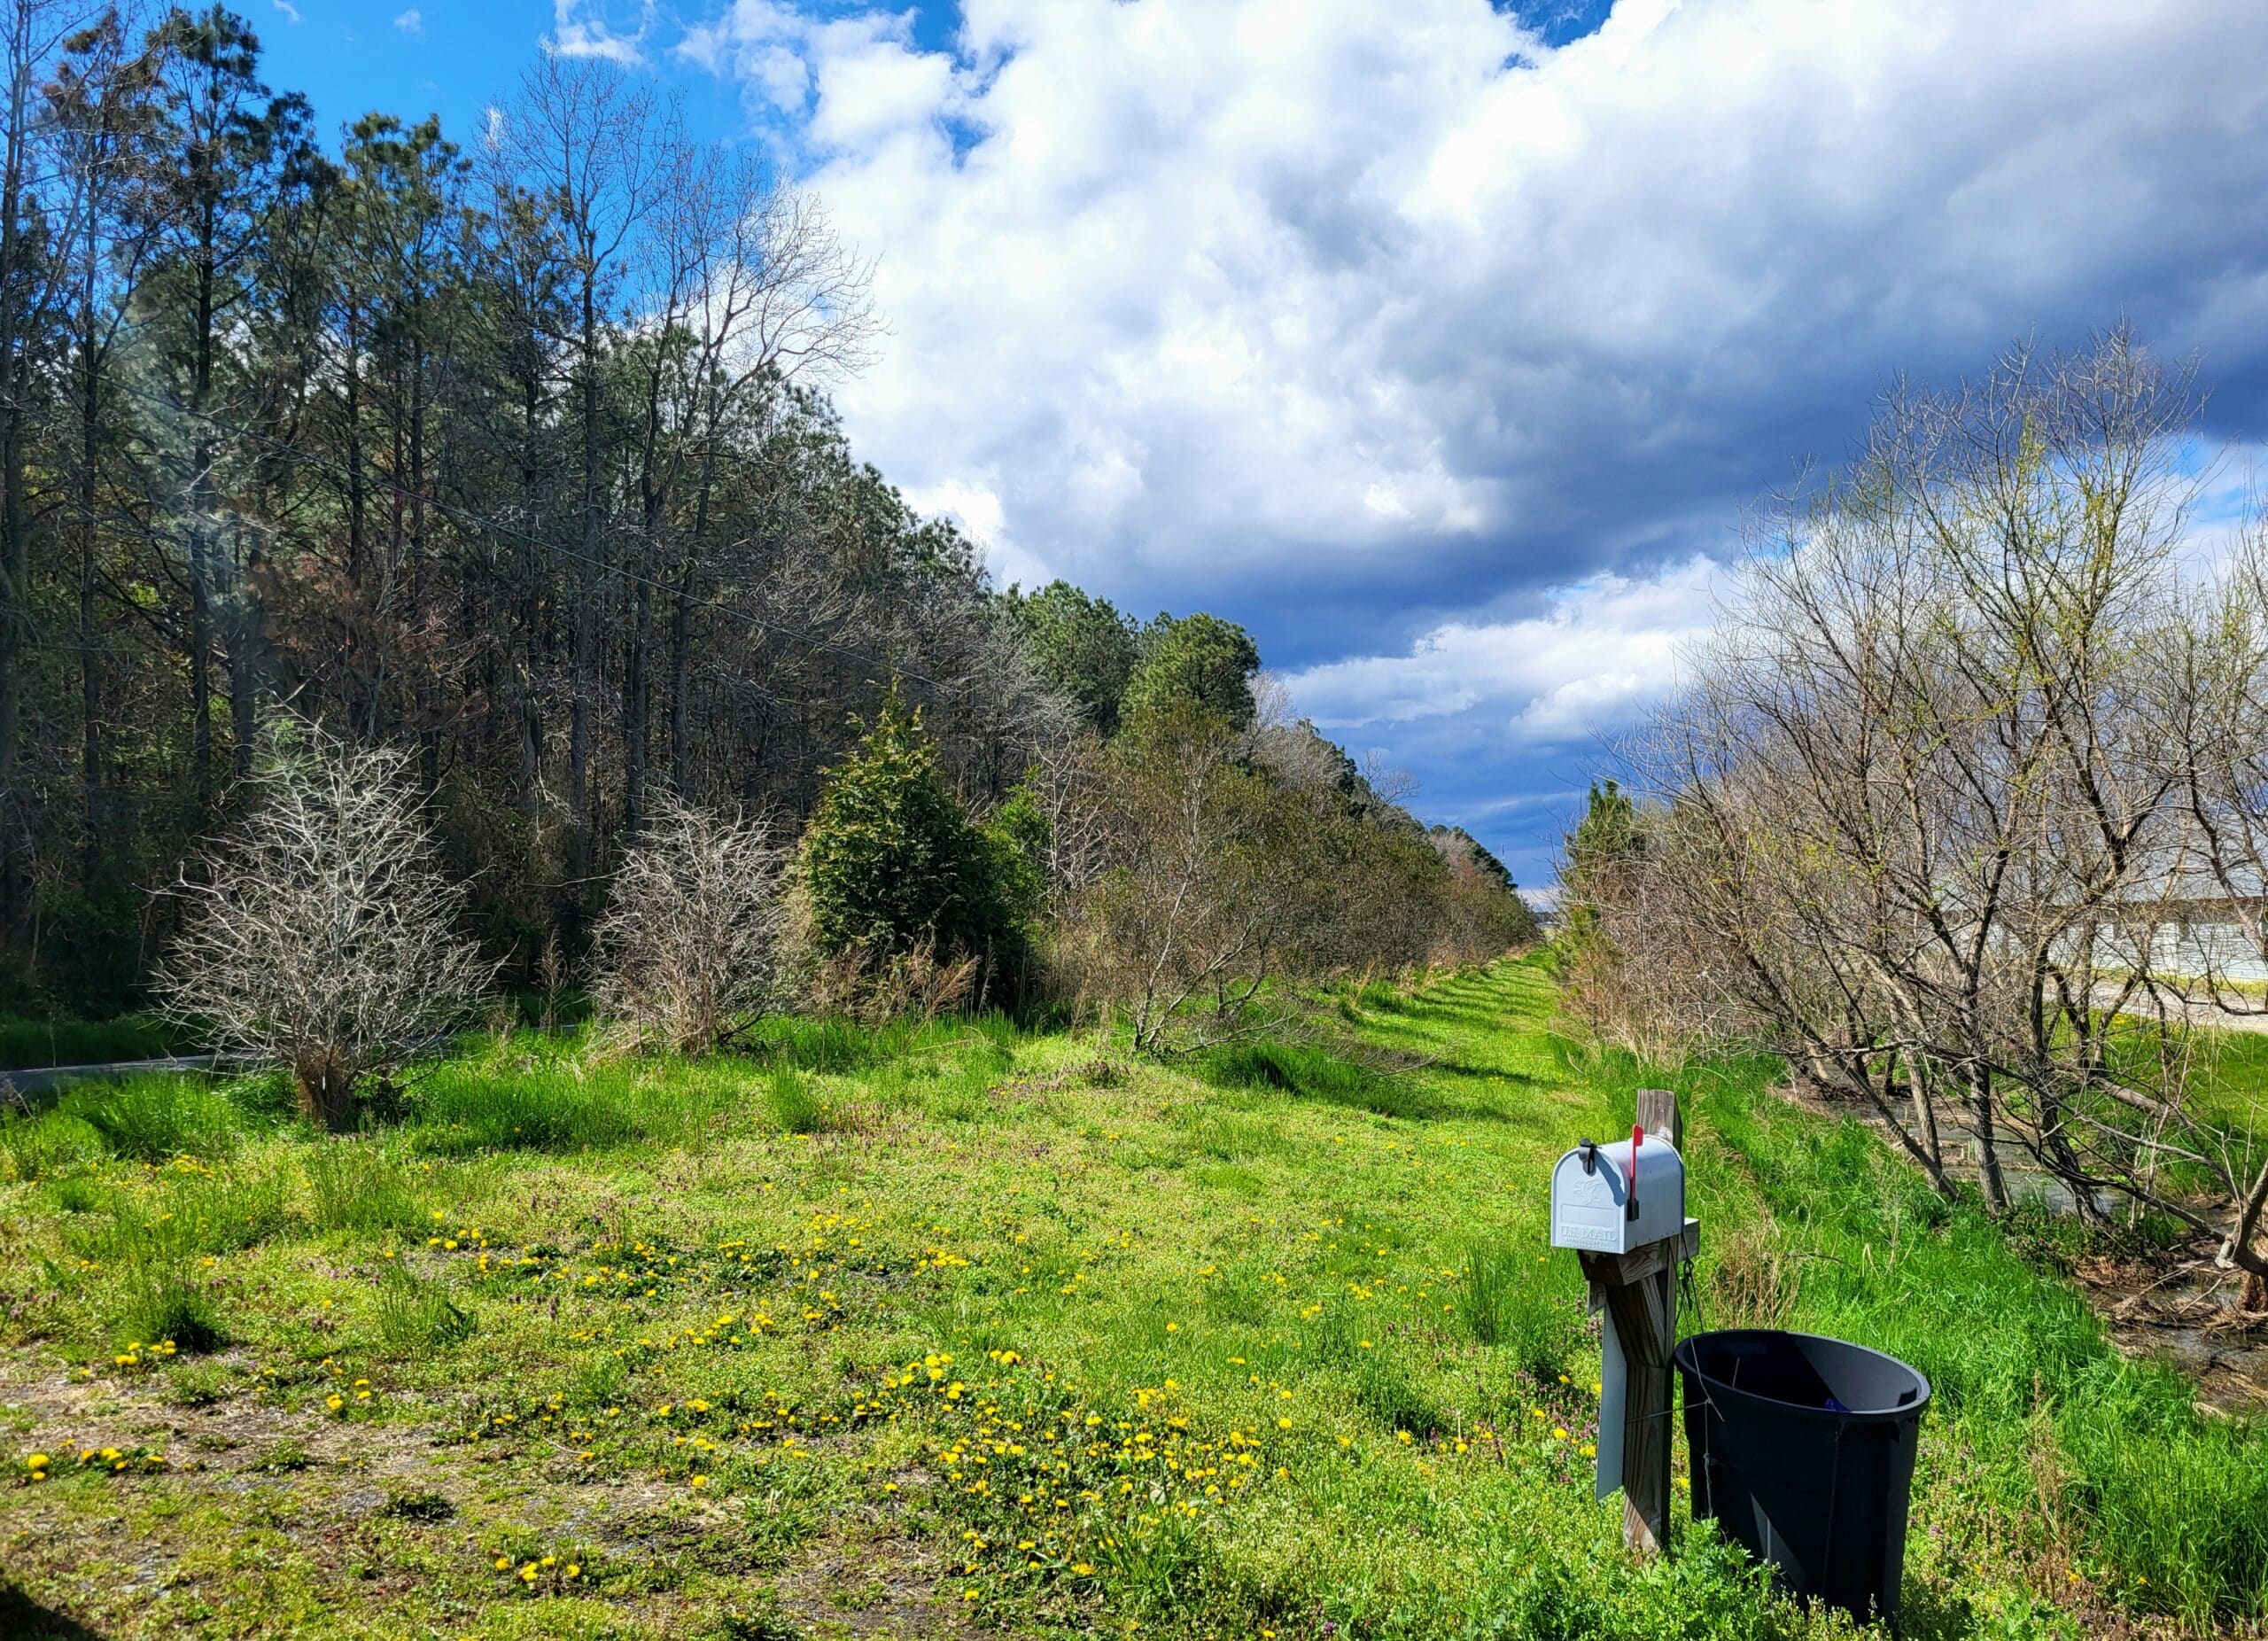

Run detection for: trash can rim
[[1674, 1327, 1932, 1424]]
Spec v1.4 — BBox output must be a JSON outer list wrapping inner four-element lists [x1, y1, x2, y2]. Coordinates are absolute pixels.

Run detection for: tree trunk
[[229, 525, 267, 782], [188, 212, 219, 815], [625, 571, 649, 834], [0, 16, 33, 938], [188, 516, 216, 813], [670, 442, 720, 794], [409, 332, 437, 794], [517, 368, 542, 820], [296, 1046, 356, 1133], [344, 300, 365, 587], [1906, 1050, 1943, 1178], [568, 273, 599, 883], [1969, 1062, 2009, 1215], [78, 355, 102, 886], [669, 563, 694, 792]]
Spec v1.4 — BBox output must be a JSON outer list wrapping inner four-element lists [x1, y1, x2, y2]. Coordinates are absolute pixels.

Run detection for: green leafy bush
[[798, 691, 1027, 976]]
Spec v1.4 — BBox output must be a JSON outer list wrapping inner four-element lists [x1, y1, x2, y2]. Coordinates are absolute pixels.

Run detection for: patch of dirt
[[2067, 1252, 2268, 1416], [0, 1346, 972, 1639], [0, 1347, 462, 1506], [771, 1520, 977, 1640]]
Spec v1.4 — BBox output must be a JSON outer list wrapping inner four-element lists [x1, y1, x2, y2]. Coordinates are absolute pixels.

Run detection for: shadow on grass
[[0, 1583, 104, 1639], [1199, 1040, 1442, 1120], [1196, 1038, 1530, 1126], [1885, 1579, 2030, 1641], [1425, 1061, 1544, 1085]]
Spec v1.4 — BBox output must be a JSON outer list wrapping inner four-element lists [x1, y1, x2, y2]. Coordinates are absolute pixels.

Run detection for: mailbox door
[[1550, 1151, 1628, 1253]]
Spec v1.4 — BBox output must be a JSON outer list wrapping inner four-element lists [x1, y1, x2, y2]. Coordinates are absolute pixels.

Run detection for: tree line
[[1563, 330, 2268, 1304], [0, 4, 1535, 1030]]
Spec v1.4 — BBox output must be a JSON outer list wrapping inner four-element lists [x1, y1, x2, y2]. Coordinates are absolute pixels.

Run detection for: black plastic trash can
[[1674, 1329, 1930, 1624]]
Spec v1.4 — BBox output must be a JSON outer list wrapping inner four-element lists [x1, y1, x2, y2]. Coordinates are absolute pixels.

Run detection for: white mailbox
[[1549, 1099, 1700, 1538], [1550, 1130, 1686, 1255]]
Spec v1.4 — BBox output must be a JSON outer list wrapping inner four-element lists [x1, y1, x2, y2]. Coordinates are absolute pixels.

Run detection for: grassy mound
[[0, 959, 2257, 1638]]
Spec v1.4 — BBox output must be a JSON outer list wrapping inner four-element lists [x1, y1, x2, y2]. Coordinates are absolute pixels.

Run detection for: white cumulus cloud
[[671, 0, 2268, 880], [551, 0, 653, 66], [1282, 555, 1721, 746]]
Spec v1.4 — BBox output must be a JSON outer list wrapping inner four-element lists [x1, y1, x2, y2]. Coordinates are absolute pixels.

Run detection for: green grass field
[[0, 1012, 181, 1073], [1, 959, 2261, 1639]]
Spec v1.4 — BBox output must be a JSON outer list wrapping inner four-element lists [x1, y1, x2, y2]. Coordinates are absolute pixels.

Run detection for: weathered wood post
[[1550, 1087, 1697, 1560]]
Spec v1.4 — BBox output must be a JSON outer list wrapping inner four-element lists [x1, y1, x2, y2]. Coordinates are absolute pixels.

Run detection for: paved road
[[2097, 987, 2268, 1035]]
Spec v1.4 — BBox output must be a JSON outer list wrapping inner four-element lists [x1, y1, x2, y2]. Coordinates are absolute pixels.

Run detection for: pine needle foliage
[[799, 691, 1023, 972]]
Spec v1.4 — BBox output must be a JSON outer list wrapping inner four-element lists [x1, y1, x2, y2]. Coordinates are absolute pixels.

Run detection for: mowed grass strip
[[0, 959, 2259, 1640]]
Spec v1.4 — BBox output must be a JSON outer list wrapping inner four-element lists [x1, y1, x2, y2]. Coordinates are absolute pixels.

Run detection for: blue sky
[[255, 0, 2268, 890]]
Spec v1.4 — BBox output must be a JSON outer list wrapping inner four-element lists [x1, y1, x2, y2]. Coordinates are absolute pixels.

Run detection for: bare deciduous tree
[[590, 796, 791, 1053], [1597, 330, 2268, 1303], [1060, 707, 1306, 1052], [498, 51, 668, 877], [158, 726, 494, 1130]]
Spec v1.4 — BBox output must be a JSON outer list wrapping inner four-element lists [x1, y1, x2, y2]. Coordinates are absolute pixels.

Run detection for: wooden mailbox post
[[1550, 1087, 1697, 1559]]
